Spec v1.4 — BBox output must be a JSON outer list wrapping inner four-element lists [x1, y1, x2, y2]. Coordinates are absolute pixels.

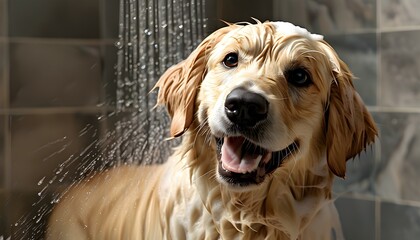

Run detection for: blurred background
[[1, 0, 420, 239]]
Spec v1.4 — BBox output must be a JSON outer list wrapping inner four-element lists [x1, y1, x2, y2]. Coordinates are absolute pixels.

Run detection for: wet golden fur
[[47, 21, 377, 239]]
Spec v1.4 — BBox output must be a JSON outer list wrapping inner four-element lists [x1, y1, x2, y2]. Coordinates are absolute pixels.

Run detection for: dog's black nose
[[224, 88, 269, 127]]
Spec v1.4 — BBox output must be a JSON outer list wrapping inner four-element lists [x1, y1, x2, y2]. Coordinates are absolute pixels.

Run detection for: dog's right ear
[[154, 25, 236, 138]]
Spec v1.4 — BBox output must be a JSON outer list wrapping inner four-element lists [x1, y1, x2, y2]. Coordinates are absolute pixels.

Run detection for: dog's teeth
[[221, 163, 229, 172], [242, 155, 263, 173], [255, 154, 263, 165]]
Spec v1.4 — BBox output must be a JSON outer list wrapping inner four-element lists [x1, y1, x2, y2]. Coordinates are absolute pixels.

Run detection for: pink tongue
[[221, 137, 262, 173]]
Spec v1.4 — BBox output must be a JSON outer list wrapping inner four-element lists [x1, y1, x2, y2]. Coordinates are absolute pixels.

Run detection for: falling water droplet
[[37, 177, 46, 186], [144, 29, 152, 36], [115, 41, 123, 49]]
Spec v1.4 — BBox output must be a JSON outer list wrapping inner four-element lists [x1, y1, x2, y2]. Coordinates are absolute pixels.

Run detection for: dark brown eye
[[222, 53, 239, 68], [285, 68, 312, 87]]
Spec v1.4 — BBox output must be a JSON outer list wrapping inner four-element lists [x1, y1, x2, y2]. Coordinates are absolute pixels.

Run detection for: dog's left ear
[[320, 42, 378, 178], [154, 25, 236, 138]]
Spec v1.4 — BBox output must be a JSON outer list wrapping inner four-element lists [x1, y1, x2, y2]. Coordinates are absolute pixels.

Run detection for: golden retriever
[[47, 21, 377, 240]]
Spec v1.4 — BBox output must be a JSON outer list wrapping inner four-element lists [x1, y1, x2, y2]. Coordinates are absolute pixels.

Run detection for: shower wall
[[0, 0, 119, 238], [209, 0, 420, 239], [1, 0, 420, 239]]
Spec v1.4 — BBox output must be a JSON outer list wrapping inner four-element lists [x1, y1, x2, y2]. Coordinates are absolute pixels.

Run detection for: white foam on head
[[271, 21, 324, 41]]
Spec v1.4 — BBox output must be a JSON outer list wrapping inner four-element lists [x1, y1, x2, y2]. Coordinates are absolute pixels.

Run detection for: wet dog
[[47, 21, 377, 240]]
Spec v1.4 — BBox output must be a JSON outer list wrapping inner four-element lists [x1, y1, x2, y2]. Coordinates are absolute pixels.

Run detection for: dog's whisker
[[193, 168, 217, 184], [193, 118, 211, 149], [198, 121, 213, 145], [286, 145, 301, 189], [272, 97, 288, 102]]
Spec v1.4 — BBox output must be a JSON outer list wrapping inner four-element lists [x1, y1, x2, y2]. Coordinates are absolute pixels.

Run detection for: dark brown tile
[[8, 0, 100, 39], [381, 201, 420, 240], [0, 191, 11, 238], [100, 0, 119, 39], [209, 0, 273, 31], [102, 44, 118, 108], [7, 112, 120, 239], [335, 197, 376, 240], [205, 0, 219, 32], [9, 42, 102, 108], [7, 190, 52, 239], [10, 113, 103, 192], [0, 0, 6, 37]]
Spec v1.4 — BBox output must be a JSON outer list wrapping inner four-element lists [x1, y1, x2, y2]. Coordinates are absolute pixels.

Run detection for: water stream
[[114, 0, 207, 164], [7, 0, 207, 238]]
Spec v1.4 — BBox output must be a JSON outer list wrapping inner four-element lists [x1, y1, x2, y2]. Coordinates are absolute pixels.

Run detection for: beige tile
[[381, 201, 420, 240], [381, 31, 420, 107], [273, 0, 376, 34], [381, 0, 420, 29], [335, 197, 376, 240], [375, 113, 420, 202], [326, 33, 377, 106]]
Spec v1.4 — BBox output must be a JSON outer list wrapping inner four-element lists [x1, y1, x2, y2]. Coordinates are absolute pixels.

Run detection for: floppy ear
[[322, 43, 378, 178], [154, 25, 236, 138]]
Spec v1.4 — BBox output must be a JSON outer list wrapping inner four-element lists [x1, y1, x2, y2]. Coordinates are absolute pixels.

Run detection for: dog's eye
[[222, 53, 239, 68], [285, 68, 311, 87]]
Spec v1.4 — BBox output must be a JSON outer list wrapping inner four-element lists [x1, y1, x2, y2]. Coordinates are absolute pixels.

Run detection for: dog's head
[[155, 21, 377, 189]]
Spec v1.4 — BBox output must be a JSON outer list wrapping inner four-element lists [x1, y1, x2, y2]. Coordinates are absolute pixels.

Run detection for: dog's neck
[[173, 123, 335, 238]]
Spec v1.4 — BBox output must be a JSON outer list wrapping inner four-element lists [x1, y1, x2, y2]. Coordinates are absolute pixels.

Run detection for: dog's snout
[[224, 88, 269, 127]]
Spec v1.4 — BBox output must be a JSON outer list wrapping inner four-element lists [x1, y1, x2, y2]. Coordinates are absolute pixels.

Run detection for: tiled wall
[[212, 0, 420, 239], [2, 0, 420, 239], [0, 0, 119, 238]]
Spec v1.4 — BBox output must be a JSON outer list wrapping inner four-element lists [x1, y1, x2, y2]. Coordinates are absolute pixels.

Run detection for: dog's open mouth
[[216, 137, 298, 187]]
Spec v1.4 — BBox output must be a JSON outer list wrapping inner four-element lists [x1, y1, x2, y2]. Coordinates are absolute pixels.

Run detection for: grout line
[[324, 28, 378, 36], [2, 0, 11, 192], [0, 106, 151, 115], [8, 37, 118, 46], [333, 192, 377, 202], [375, 3, 381, 239], [4, 109, 10, 189], [367, 106, 420, 114], [376, 0, 382, 116], [0, 106, 118, 115], [379, 197, 420, 208], [98, 0, 112, 41], [375, 196, 381, 240], [380, 25, 420, 33]]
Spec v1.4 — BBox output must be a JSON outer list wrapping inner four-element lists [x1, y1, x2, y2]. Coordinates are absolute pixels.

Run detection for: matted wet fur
[[47, 21, 377, 240]]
